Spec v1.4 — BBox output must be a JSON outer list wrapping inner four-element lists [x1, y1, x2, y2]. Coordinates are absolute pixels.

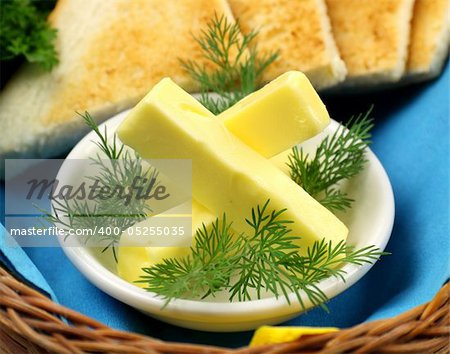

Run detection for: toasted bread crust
[[228, 0, 346, 89], [44, 0, 235, 124], [0, 0, 235, 165], [326, 0, 416, 85], [407, 0, 450, 77]]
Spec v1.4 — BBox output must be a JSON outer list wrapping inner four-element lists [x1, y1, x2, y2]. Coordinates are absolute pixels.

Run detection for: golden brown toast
[[326, 0, 416, 87], [228, 0, 347, 90], [0, 0, 235, 169], [407, 0, 450, 80]]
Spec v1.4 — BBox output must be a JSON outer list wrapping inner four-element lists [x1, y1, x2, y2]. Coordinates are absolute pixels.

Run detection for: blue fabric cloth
[[0, 223, 57, 302], [0, 62, 448, 348]]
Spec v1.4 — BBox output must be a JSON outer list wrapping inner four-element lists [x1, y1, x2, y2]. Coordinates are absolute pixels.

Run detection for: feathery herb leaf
[[181, 14, 279, 114], [139, 200, 387, 309], [288, 108, 374, 212], [38, 112, 156, 261]]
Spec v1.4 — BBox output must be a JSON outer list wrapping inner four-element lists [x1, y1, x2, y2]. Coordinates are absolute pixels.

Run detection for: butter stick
[[219, 71, 330, 158], [118, 73, 331, 279], [118, 78, 348, 250]]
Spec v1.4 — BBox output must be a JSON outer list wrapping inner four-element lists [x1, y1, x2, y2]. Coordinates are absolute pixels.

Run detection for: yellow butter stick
[[117, 78, 347, 250], [250, 326, 338, 347]]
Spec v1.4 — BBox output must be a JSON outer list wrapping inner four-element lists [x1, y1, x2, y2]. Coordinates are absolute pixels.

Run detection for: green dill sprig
[[288, 108, 374, 212], [138, 216, 241, 306], [181, 14, 279, 114], [38, 112, 156, 261], [80, 111, 124, 159], [138, 200, 387, 309]]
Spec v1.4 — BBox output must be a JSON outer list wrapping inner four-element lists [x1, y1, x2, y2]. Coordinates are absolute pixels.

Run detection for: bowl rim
[[57, 111, 395, 320]]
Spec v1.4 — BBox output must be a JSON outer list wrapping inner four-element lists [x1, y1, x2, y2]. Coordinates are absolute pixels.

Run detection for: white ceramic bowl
[[57, 110, 394, 332]]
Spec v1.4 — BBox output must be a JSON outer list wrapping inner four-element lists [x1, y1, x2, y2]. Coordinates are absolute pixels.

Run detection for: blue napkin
[[0, 62, 448, 348], [0, 223, 57, 302]]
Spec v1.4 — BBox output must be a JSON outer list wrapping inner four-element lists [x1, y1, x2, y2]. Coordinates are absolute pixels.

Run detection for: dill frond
[[288, 108, 374, 212], [139, 200, 387, 310], [180, 14, 279, 114]]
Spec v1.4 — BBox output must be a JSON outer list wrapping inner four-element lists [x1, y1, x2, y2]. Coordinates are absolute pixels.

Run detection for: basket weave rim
[[0, 265, 448, 353]]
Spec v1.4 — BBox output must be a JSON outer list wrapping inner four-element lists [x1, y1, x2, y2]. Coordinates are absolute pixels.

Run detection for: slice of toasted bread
[[326, 0, 416, 87], [227, 0, 347, 90], [407, 0, 450, 80], [0, 0, 235, 174]]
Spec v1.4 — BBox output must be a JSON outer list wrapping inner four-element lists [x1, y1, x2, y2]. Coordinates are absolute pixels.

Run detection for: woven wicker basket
[[0, 265, 448, 353]]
